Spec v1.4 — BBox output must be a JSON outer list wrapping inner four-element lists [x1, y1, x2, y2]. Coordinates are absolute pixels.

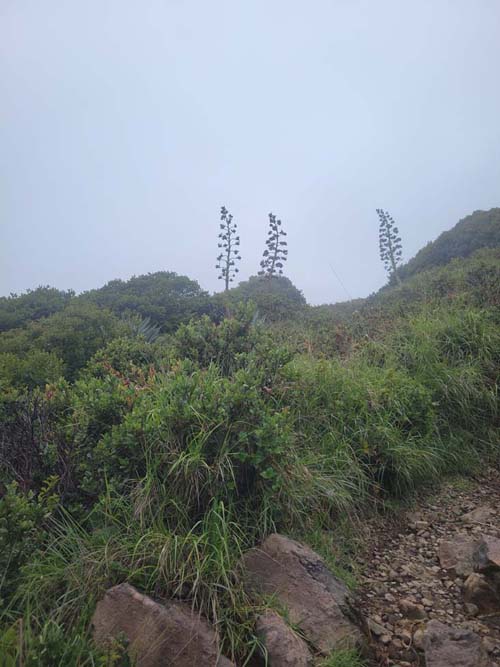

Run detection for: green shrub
[[29, 303, 126, 379], [0, 389, 56, 490], [0, 286, 74, 333], [221, 275, 307, 322], [0, 350, 65, 390], [81, 270, 212, 331], [82, 363, 301, 523], [84, 336, 162, 378], [0, 303, 126, 381], [0, 480, 57, 607]]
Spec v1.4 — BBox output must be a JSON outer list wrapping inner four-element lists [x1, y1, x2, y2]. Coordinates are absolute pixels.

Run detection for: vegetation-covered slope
[[0, 209, 499, 665], [397, 208, 500, 281]]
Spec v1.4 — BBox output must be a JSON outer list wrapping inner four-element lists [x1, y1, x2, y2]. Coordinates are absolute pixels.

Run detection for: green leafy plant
[[123, 314, 161, 343], [0, 480, 58, 607]]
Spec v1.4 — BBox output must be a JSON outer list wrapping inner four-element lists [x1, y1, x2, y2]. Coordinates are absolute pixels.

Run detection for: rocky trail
[[356, 468, 500, 666]]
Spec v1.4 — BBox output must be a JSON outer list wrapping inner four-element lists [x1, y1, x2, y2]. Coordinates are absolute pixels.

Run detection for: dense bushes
[[0, 286, 74, 333], [0, 303, 126, 384], [0, 350, 65, 390], [81, 271, 212, 330], [221, 275, 307, 321]]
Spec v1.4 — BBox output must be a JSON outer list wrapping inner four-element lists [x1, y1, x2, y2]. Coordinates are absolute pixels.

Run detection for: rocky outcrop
[[92, 583, 234, 667], [239, 534, 364, 655], [423, 620, 490, 667], [255, 610, 313, 666]]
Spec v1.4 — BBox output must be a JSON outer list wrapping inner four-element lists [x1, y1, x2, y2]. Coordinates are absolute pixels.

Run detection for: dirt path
[[355, 468, 500, 666]]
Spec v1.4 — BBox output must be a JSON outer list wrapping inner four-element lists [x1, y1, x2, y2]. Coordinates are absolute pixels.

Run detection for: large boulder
[[239, 534, 364, 655], [423, 620, 490, 667], [255, 610, 313, 666], [438, 535, 479, 576], [92, 583, 234, 667]]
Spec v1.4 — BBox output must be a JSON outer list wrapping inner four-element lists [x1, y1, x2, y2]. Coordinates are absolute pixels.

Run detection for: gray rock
[[423, 619, 490, 667], [92, 583, 234, 667], [255, 610, 313, 666], [239, 534, 364, 655]]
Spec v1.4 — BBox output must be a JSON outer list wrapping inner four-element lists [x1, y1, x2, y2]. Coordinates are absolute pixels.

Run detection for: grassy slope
[[397, 207, 500, 281]]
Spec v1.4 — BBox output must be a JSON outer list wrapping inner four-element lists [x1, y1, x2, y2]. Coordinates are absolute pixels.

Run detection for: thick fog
[[1, 0, 499, 304]]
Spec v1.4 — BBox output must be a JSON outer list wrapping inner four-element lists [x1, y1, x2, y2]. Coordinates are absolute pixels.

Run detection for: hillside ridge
[[397, 208, 500, 282]]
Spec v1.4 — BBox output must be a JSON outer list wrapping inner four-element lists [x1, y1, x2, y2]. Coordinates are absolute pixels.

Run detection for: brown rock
[[463, 573, 500, 613], [255, 610, 312, 667], [239, 534, 364, 654], [474, 536, 500, 574], [423, 619, 490, 667], [92, 583, 233, 667], [438, 535, 478, 576], [399, 599, 426, 620]]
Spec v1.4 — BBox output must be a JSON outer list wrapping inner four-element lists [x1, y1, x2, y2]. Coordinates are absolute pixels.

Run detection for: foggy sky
[[1, 1, 499, 305]]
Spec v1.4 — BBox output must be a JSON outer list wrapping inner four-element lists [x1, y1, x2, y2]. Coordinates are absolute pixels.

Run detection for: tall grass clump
[[281, 356, 440, 497], [386, 306, 499, 466]]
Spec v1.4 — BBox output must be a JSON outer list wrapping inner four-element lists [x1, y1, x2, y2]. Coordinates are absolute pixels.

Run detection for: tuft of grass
[[318, 648, 366, 667], [299, 526, 361, 591]]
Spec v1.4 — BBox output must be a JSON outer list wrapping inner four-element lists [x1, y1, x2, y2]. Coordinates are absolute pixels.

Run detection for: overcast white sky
[[1, 1, 499, 304]]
